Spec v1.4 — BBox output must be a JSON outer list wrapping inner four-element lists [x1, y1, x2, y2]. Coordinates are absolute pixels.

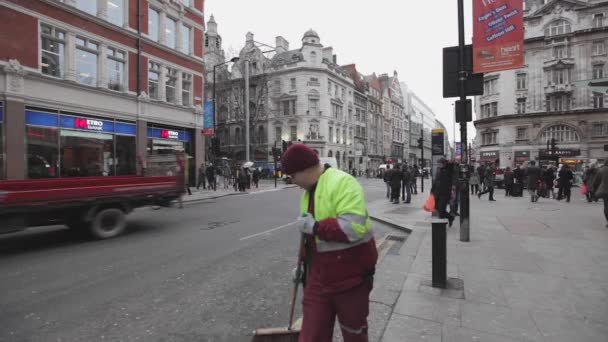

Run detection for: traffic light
[[417, 137, 423, 149]]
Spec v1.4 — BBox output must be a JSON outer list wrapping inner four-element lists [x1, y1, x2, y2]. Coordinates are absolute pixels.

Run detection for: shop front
[[514, 151, 530, 165], [0, 103, 4, 179], [479, 150, 499, 164], [147, 124, 194, 185], [25, 108, 137, 178]]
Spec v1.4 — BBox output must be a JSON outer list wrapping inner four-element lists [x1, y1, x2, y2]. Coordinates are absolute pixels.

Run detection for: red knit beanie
[[281, 144, 320, 175]]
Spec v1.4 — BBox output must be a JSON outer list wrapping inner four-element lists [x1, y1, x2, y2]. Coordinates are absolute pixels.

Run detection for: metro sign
[[160, 129, 179, 139], [74, 117, 104, 131]]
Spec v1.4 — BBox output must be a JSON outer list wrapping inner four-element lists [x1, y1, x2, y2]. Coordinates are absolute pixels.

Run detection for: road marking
[[239, 221, 298, 241]]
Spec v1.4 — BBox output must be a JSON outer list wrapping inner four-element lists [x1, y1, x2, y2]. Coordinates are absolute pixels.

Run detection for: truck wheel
[[89, 208, 126, 239]]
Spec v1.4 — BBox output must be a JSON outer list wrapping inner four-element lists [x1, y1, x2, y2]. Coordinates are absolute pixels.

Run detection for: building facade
[[380, 72, 407, 163], [474, 0, 608, 168], [409, 90, 437, 166], [366, 73, 385, 170], [0, 0, 206, 183]]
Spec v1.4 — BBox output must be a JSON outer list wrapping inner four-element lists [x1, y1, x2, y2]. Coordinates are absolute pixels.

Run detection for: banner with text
[[203, 100, 214, 136], [473, 0, 524, 73]]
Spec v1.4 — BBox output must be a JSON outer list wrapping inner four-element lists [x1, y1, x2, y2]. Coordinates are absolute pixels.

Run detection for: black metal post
[[420, 128, 424, 193], [432, 218, 448, 288], [458, 0, 470, 242], [274, 141, 278, 188]]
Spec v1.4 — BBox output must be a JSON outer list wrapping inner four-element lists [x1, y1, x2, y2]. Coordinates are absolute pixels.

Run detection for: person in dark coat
[[504, 167, 514, 197], [383, 165, 392, 199], [401, 165, 412, 203], [513, 165, 524, 185], [431, 158, 455, 226], [412, 165, 420, 194], [206, 164, 217, 191], [389, 164, 403, 204], [557, 164, 574, 202], [592, 160, 608, 227], [543, 166, 556, 199], [196, 163, 206, 190], [583, 165, 598, 202], [525, 161, 541, 202], [252, 168, 260, 188], [477, 164, 487, 192], [478, 162, 496, 201]]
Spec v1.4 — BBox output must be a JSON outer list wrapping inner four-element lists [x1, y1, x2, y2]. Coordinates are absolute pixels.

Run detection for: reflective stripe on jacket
[[300, 168, 378, 293]]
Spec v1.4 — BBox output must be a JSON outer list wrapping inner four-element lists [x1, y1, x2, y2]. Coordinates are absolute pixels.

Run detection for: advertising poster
[[473, 0, 524, 73], [203, 100, 214, 136], [455, 142, 462, 161]]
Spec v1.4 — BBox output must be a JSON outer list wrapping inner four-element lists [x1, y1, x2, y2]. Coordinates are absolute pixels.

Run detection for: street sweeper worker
[[281, 143, 378, 342]]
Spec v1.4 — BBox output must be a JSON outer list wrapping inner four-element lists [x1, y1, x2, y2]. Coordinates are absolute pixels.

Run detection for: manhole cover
[[201, 220, 239, 230]]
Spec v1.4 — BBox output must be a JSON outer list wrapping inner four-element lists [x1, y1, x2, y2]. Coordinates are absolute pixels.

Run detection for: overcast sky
[[206, 0, 477, 144]]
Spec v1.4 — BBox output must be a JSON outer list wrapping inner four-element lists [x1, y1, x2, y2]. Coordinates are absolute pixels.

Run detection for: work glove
[[297, 213, 316, 235]]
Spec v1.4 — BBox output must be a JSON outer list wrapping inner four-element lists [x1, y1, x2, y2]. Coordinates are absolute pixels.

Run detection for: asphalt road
[[0, 178, 400, 342]]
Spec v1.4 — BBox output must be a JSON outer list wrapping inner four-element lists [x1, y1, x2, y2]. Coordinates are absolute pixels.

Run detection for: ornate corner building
[[0, 0, 206, 183], [474, 0, 608, 168]]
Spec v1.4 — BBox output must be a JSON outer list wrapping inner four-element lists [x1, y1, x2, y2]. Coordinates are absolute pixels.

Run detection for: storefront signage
[[559, 158, 585, 164], [148, 128, 191, 141], [431, 128, 445, 156], [514, 150, 530, 162], [25, 110, 136, 135], [479, 150, 499, 162], [539, 149, 581, 158], [473, 0, 524, 73]]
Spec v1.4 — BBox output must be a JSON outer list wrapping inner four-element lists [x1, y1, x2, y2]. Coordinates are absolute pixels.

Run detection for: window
[[308, 124, 319, 140], [308, 98, 319, 115], [491, 102, 498, 117], [258, 126, 265, 144], [550, 68, 570, 84], [546, 95, 571, 111], [483, 79, 498, 95], [516, 74, 527, 90], [517, 98, 526, 114], [148, 8, 159, 42], [593, 13, 604, 28], [592, 41, 606, 56], [282, 100, 295, 116], [274, 79, 281, 95], [516, 127, 528, 140], [40, 24, 65, 78], [75, 36, 99, 86], [165, 68, 177, 103], [343, 129, 347, 143], [275, 127, 282, 142], [540, 125, 580, 142], [148, 62, 160, 99], [182, 73, 192, 106], [545, 20, 571, 36], [235, 127, 241, 145], [329, 127, 334, 142], [553, 45, 570, 59], [592, 122, 608, 136], [75, 0, 97, 15], [107, 47, 125, 91], [341, 88, 345, 100], [593, 92, 604, 109], [482, 132, 497, 145], [290, 78, 296, 90], [290, 126, 297, 141], [165, 17, 177, 49], [180, 24, 191, 54], [107, 0, 124, 26], [26, 126, 59, 178], [593, 65, 604, 79], [336, 128, 341, 143], [328, 81, 332, 95], [310, 51, 317, 63]]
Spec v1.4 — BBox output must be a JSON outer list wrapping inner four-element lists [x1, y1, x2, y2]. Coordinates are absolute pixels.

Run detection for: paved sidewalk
[[181, 179, 296, 202], [369, 188, 608, 342]]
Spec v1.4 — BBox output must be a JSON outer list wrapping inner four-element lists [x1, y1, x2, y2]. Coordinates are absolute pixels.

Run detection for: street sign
[[455, 99, 472, 123], [473, 0, 524, 73], [442, 45, 484, 98]]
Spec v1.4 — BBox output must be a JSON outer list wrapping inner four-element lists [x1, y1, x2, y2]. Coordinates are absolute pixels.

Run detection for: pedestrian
[[389, 164, 403, 204], [504, 166, 514, 197], [431, 158, 455, 227], [543, 166, 556, 199], [412, 165, 420, 194], [469, 165, 480, 195], [513, 164, 524, 185], [238, 167, 248, 192], [252, 168, 260, 189], [223, 165, 231, 189], [206, 163, 216, 191], [583, 164, 598, 202], [525, 161, 541, 202], [558, 164, 574, 202], [477, 161, 496, 201], [449, 161, 461, 216], [197, 163, 206, 190], [477, 163, 487, 192], [281, 143, 378, 341], [401, 165, 412, 203], [591, 159, 608, 228], [383, 165, 391, 199]]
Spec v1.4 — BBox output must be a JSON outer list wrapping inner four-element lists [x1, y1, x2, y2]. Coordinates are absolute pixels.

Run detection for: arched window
[[258, 125, 265, 143], [540, 124, 580, 143], [235, 127, 241, 145], [328, 150, 333, 158], [310, 51, 317, 63], [545, 20, 571, 36]]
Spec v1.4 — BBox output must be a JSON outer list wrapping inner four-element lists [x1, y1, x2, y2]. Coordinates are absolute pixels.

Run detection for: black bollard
[[431, 217, 448, 289]]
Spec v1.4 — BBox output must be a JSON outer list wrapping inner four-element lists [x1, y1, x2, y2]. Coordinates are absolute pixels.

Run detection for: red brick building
[[0, 0, 205, 183]]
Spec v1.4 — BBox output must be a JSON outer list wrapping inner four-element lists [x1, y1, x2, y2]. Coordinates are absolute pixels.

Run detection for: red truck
[[0, 158, 184, 239]]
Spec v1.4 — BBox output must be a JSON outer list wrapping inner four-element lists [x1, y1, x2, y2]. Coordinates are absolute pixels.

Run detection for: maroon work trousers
[[299, 268, 373, 342]]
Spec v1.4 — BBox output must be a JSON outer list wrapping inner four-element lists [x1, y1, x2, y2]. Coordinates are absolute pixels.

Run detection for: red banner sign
[[473, 0, 524, 73]]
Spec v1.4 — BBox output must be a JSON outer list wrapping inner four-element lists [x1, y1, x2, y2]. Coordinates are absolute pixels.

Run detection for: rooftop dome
[[302, 29, 319, 40]]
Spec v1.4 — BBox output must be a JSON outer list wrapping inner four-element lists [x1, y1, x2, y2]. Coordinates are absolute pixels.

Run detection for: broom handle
[[287, 234, 305, 330]]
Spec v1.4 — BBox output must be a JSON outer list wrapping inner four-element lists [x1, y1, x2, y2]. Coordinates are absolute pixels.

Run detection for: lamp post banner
[[203, 100, 214, 136], [473, 0, 524, 73]]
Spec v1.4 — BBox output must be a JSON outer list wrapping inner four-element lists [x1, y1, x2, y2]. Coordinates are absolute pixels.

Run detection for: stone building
[[379, 72, 407, 163], [474, 0, 608, 169]]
